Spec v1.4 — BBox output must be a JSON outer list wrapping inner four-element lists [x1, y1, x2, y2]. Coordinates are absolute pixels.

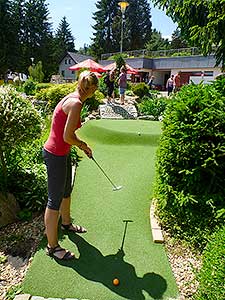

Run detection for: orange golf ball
[[113, 278, 120, 286]]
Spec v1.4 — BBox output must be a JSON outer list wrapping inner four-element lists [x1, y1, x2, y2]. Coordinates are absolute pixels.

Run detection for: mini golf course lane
[[23, 120, 179, 300]]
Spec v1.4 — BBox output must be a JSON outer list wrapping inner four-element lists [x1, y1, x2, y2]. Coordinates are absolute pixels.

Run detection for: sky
[[46, 0, 177, 50]]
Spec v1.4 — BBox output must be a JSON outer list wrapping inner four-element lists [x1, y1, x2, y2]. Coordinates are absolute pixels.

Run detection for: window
[[71, 71, 74, 74], [204, 71, 213, 76], [65, 59, 67, 64], [61, 70, 65, 76], [69, 59, 71, 64]]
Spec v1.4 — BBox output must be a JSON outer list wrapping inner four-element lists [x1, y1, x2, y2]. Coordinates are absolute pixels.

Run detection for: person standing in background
[[147, 75, 155, 89], [173, 71, 182, 92], [166, 75, 174, 96], [105, 69, 116, 104], [118, 67, 127, 105]]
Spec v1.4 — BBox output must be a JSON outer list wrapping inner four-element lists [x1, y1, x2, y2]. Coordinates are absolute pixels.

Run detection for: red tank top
[[44, 95, 82, 156]]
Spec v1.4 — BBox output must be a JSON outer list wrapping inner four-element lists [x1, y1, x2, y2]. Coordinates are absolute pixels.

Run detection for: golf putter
[[91, 156, 122, 191]]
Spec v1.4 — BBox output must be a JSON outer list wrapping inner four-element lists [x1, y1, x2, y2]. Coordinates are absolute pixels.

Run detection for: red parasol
[[103, 62, 139, 74], [69, 59, 105, 72]]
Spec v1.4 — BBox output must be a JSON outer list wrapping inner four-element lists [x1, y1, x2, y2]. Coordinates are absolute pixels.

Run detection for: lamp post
[[30, 57, 34, 66], [118, 1, 129, 53]]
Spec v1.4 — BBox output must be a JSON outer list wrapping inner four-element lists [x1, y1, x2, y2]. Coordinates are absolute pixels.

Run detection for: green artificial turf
[[23, 120, 179, 300]]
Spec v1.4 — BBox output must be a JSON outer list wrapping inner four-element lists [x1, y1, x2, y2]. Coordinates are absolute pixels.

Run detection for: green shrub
[[131, 82, 149, 98], [0, 86, 43, 193], [212, 76, 225, 97], [8, 161, 47, 211], [35, 83, 104, 112], [23, 79, 37, 95], [194, 226, 225, 300], [35, 83, 76, 111], [98, 76, 108, 96], [138, 96, 168, 118], [35, 83, 53, 92], [85, 90, 104, 111], [155, 83, 225, 248]]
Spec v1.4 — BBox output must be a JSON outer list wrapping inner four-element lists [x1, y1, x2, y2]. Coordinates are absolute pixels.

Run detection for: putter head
[[113, 185, 123, 191]]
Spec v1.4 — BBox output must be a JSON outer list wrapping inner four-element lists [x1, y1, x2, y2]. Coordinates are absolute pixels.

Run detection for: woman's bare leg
[[60, 196, 71, 225]]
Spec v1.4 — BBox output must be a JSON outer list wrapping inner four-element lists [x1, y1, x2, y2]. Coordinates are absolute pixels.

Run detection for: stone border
[[150, 199, 164, 243]]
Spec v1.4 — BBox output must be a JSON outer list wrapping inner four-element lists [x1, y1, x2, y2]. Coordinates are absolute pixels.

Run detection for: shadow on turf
[[57, 233, 167, 300]]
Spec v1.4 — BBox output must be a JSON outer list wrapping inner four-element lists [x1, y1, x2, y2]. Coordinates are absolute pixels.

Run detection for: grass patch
[[22, 120, 178, 300]]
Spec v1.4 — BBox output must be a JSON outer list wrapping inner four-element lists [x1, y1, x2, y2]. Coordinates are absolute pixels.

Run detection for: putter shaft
[[91, 156, 119, 190]]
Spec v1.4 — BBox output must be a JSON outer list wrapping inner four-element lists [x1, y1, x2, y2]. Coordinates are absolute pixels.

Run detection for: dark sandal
[[61, 223, 87, 233], [46, 245, 75, 260]]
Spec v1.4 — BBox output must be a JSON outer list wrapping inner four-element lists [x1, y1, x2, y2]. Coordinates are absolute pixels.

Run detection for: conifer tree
[[145, 29, 170, 51], [91, 0, 152, 58], [0, 0, 16, 74], [55, 16, 75, 52], [22, 0, 53, 76]]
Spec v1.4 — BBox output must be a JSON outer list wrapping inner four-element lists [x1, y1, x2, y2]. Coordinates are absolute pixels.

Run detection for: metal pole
[[120, 13, 124, 53]]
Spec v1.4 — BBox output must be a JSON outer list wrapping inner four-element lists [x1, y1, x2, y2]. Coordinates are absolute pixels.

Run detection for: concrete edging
[[150, 199, 164, 243]]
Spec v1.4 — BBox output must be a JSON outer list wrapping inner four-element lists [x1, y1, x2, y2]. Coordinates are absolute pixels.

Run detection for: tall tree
[[10, 0, 25, 71], [152, 0, 225, 69], [145, 29, 170, 51], [170, 28, 189, 49], [53, 16, 75, 62], [22, 0, 53, 76], [55, 16, 75, 52], [0, 0, 17, 75], [91, 0, 152, 58]]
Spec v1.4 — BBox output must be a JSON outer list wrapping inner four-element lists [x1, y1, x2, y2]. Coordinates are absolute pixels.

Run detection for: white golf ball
[[138, 132, 141, 136]]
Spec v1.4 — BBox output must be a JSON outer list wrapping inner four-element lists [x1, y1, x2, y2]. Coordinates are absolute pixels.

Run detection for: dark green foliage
[[155, 83, 225, 247], [145, 29, 170, 51], [23, 79, 37, 95], [138, 96, 168, 118], [170, 28, 189, 49], [91, 0, 152, 58], [8, 161, 47, 211], [194, 226, 225, 300], [131, 82, 149, 98], [212, 76, 225, 97], [0, 0, 66, 80], [98, 76, 108, 96], [85, 90, 105, 111], [0, 0, 21, 74], [114, 54, 126, 72], [53, 16, 75, 64]]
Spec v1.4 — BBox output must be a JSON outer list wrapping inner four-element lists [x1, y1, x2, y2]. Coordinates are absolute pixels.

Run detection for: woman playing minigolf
[[43, 71, 98, 260]]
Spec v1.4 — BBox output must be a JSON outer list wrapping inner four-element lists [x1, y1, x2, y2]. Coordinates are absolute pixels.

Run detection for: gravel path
[[0, 215, 201, 300]]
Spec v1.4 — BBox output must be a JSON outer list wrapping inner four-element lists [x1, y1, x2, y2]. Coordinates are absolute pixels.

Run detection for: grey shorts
[[43, 149, 72, 210]]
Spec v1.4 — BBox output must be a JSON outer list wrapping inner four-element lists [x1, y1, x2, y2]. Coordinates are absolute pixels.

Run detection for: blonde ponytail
[[78, 71, 98, 94]]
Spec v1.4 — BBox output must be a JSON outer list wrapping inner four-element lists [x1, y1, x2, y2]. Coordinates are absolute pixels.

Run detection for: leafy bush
[[23, 79, 37, 95], [85, 90, 105, 111], [8, 161, 47, 212], [155, 83, 225, 247], [138, 96, 168, 118], [35, 83, 53, 92], [0, 86, 43, 193], [35, 83, 104, 112], [28, 61, 44, 83], [98, 75, 108, 96], [194, 226, 225, 300], [131, 82, 149, 98], [35, 83, 76, 111], [212, 76, 225, 97]]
